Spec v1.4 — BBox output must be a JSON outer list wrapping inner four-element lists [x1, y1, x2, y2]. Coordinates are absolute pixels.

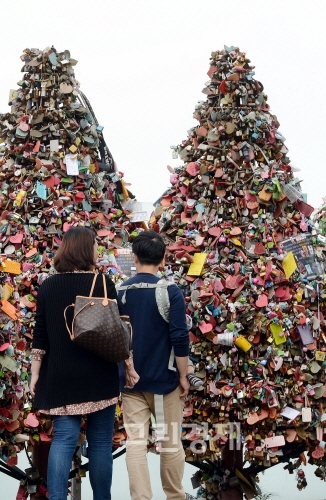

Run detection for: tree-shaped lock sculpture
[[150, 46, 326, 497], [0, 46, 143, 496]]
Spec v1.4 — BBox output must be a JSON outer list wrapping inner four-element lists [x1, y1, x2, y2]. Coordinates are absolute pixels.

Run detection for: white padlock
[[237, 389, 244, 400]]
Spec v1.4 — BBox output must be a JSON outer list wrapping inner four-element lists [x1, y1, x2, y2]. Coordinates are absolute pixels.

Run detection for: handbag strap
[[89, 274, 98, 297], [121, 315, 133, 350], [64, 304, 76, 340], [89, 274, 108, 306], [64, 301, 95, 340]]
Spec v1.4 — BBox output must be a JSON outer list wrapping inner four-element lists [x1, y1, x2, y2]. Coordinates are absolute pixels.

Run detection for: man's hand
[[179, 376, 189, 398]]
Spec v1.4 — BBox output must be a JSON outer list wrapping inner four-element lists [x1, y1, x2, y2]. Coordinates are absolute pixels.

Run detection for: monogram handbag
[[64, 274, 131, 363]]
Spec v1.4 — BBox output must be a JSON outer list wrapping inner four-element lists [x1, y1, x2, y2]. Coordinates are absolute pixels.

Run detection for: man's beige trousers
[[122, 386, 185, 500]]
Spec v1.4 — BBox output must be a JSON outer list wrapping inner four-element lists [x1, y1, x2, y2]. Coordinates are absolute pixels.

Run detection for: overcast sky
[[1, 1, 326, 498]]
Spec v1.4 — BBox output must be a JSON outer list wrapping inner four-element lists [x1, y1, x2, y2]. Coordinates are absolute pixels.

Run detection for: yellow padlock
[[234, 335, 252, 352]]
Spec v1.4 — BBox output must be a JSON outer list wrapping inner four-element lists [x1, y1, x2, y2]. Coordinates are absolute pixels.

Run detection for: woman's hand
[[30, 357, 43, 397], [124, 366, 140, 389], [124, 354, 140, 388], [30, 374, 39, 397]]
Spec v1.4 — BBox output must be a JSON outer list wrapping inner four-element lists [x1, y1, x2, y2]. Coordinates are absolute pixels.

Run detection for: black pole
[[32, 442, 51, 498], [221, 445, 244, 500]]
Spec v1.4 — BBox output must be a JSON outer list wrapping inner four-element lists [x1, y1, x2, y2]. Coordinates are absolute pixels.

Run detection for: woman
[[30, 226, 139, 500]]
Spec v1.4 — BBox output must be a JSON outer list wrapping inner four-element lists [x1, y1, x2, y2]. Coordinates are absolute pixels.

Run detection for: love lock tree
[[149, 46, 326, 499], [0, 46, 144, 498]]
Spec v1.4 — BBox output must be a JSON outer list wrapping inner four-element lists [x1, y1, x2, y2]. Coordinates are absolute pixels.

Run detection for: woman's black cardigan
[[32, 273, 119, 409]]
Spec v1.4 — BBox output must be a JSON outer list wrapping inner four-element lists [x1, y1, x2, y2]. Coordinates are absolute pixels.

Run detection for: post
[[71, 475, 82, 500], [32, 441, 51, 498], [32, 442, 82, 499], [221, 445, 243, 500], [71, 447, 82, 500]]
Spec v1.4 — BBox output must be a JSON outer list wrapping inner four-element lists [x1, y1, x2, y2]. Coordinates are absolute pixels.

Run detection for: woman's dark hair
[[132, 230, 166, 266], [53, 227, 96, 272]]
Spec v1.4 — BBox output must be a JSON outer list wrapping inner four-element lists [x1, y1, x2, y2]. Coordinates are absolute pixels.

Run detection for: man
[[117, 230, 189, 500]]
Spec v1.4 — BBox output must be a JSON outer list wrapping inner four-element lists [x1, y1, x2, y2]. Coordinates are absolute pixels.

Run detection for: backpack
[[118, 278, 192, 328], [117, 279, 176, 371]]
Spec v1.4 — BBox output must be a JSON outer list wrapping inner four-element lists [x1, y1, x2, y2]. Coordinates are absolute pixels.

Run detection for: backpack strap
[[151, 280, 177, 372], [168, 347, 176, 372], [155, 279, 172, 323], [153, 394, 166, 441], [117, 280, 174, 323], [118, 281, 164, 304]]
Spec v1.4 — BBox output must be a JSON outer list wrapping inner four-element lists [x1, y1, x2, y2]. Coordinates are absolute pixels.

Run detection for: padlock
[[78, 468, 87, 477], [27, 485, 37, 494], [263, 452, 271, 467], [236, 389, 244, 400]]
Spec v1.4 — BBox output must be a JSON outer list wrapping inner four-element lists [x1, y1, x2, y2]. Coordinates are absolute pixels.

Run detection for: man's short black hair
[[132, 230, 166, 266]]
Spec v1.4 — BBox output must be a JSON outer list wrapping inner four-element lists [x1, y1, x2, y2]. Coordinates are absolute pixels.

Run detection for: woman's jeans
[[47, 404, 116, 500]]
